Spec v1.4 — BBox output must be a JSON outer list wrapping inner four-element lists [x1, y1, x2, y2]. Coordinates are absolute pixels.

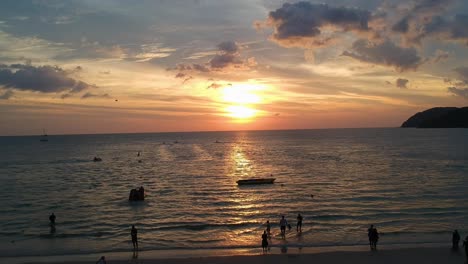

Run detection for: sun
[[226, 105, 256, 119]]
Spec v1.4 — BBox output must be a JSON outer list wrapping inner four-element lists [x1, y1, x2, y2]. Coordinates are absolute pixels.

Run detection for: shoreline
[[1, 242, 462, 264]]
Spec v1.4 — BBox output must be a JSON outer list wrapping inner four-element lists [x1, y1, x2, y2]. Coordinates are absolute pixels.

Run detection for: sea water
[[0, 128, 467, 257]]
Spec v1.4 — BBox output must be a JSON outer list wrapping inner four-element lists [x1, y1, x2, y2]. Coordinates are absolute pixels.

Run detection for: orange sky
[[0, 1, 467, 135]]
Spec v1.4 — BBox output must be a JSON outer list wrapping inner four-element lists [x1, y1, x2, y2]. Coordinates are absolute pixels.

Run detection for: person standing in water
[[131, 225, 138, 250], [368, 224, 379, 250], [96, 256, 107, 264], [49, 213, 56, 225], [464, 235, 468, 261], [279, 216, 288, 239], [261, 230, 268, 253], [296, 213, 303, 232], [452, 230, 460, 250], [266, 220, 271, 235]]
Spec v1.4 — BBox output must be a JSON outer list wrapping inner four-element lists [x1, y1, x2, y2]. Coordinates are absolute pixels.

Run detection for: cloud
[[217, 41, 239, 54], [207, 82, 231, 89], [81, 92, 111, 99], [431, 49, 449, 63], [447, 87, 468, 99], [342, 39, 422, 71], [396, 78, 409, 88], [0, 64, 94, 93], [454, 66, 468, 84], [258, 2, 371, 48], [169, 41, 256, 80], [387, 0, 468, 45], [446, 67, 468, 99], [0, 90, 13, 99]]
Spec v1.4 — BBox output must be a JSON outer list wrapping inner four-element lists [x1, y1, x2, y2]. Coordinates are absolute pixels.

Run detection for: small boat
[[93, 157, 102, 162], [40, 129, 48, 142], [236, 178, 276, 185]]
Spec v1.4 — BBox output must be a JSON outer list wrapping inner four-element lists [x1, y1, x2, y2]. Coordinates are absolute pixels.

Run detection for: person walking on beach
[[280, 215, 288, 239], [452, 230, 461, 250], [131, 225, 138, 250], [266, 220, 271, 235], [296, 213, 303, 232], [463, 235, 468, 261], [368, 225, 379, 250], [96, 256, 107, 264], [49, 213, 56, 225], [261, 230, 269, 253]]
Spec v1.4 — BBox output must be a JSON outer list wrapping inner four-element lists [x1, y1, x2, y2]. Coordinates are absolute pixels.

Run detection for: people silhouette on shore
[[296, 213, 303, 232], [368, 224, 379, 250], [280, 215, 288, 239], [464, 235, 468, 261], [49, 213, 56, 225], [131, 225, 138, 250], [452, 230, 460, 250], [96, 256, 107, 264], [261, 230, 268, 253], [266, 220, 271, 236]]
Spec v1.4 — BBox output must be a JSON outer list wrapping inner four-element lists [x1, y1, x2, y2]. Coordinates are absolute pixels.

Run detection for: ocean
[[0, 128, 467, 257]]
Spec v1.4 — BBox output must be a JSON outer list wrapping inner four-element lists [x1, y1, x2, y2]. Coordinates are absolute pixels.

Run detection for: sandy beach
[[1, 246, 466, 264]]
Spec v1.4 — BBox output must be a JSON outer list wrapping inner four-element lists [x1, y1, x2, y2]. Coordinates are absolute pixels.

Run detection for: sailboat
[[40, 129, 48, 142]]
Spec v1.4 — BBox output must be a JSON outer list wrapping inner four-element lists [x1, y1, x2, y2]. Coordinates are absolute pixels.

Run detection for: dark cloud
[[396, 78, 409, 88], [81, 92, 110, 99], [342, 39, 422, 71], [447, 87, 468, 99], [0, 90, 14, 100], [454, 67, 468, 84], [260, 2, 371, 48], [446, 67, 468, 99], [391, 17, 409, 33], [207, 82, 231, 89], [0, 64, 94, 93], [169, 41, 255, 79], [431, 49, 449, 63], [217, 41, 239, 54], [421, 14, 468, 44], [175, 72, 186, 78]]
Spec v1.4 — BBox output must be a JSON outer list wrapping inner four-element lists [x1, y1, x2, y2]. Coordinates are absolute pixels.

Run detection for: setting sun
[[226, 105, 256, 119]]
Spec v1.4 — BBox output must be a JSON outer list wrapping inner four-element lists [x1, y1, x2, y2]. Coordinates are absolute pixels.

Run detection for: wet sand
[[3, 246, 466, 264]]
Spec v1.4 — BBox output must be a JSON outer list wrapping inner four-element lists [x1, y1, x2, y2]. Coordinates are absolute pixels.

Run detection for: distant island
[[401, 107, 468, 128]]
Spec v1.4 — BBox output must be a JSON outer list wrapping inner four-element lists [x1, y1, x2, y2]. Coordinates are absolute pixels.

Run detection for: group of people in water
[[261, 214, 304, 253], [452, 229, 468, 258], [47, 211, 468, 261]]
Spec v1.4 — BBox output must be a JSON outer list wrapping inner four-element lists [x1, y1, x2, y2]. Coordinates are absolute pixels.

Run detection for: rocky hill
[[401, 107, 468, 128]]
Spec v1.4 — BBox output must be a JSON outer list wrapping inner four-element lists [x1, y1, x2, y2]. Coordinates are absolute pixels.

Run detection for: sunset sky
[[1, 0, 468, 135]]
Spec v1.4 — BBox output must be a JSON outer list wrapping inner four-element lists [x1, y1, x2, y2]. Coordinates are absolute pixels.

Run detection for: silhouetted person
[[452, 230, 460, 250], [49, 213, 56, 225], [464, 235, 468, 261], [266, 220, 271, 235], [96, 256, 107, 264], [296, 213, 303, 232], [279, 216, 288, 239], [137, 151, 140, 157], [261, 230, 268, 253], [131, 225, 138, 250], [368, 225, 379, 250]]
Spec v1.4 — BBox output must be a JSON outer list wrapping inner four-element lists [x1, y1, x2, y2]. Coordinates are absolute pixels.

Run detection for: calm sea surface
[[0, 128, 467, 257]]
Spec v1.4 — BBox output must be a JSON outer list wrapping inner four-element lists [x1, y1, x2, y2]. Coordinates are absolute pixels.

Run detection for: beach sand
[[3, 246, 466, 264]]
